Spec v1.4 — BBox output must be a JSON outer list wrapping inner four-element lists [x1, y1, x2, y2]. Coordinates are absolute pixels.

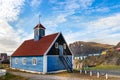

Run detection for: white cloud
[[45, 0, 94, 33], [51, 0, 94, 14], [65, 0, 80, 10], [30, 0, 42, 8], [0, 19, 32, 55], [50, 0, 94, 27], [86, 14, 120, 44], [0, 0, 25, 55], [95, 7, 109, 12], [44, 14, 67, 34], [0, 0, 25, 22], [87, 13, 120, 34], [0, 20, 24, 55], [78, 0, 94, 9], [64, 13, 120, 45]]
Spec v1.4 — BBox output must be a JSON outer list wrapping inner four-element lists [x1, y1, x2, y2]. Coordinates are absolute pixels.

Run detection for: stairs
[[59, 50, 73, 72]]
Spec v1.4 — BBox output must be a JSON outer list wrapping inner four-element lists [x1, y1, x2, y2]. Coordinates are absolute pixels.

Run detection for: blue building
[[11, 23, 73, 74]]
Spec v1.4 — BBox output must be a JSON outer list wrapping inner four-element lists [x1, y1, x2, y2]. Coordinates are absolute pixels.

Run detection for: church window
[[63, 43, 66, 49], [22, 58, 26, 65], [32, 58, 37, 65], [55, 42, 59, 48], [15, 58, 18, 64]]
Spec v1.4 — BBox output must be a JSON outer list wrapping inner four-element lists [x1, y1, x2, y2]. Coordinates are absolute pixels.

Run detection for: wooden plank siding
[[47, 55, 72, 72], [11, 56, 43, 72]]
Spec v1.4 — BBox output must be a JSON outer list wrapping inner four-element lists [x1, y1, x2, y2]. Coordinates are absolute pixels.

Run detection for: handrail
[[59, 50, 73, 72]]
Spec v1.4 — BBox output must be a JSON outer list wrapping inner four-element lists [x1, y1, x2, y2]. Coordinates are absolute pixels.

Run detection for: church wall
[[47, 55, 72, 72], [11, 56, 43, 72]]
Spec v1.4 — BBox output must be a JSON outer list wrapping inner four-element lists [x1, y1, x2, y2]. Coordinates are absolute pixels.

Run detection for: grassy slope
[[89, 65, 120, 70]]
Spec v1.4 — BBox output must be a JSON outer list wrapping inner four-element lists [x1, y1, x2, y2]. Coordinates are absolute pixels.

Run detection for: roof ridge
[[43, 32, 59, 37], [24, 32, 59, 42]]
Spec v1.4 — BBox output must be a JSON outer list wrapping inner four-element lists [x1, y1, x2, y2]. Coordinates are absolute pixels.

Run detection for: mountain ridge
[[69, 41, 114, 56]]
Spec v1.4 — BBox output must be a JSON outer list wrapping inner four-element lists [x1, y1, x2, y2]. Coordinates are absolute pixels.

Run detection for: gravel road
[[9, 71, 82, 80], [9, 70, 120, 80]]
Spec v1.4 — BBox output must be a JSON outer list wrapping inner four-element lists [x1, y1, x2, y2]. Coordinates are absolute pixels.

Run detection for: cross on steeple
[[39, 15, 41, 24]]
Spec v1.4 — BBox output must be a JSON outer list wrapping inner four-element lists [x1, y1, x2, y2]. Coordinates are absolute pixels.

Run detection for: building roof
[[12, 33, 59, 56], [116, 48, 120, 51], [34, 23, 46, 29]]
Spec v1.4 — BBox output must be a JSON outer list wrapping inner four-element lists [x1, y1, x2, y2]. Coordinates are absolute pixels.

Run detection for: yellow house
[[101, 51, 107, 55]]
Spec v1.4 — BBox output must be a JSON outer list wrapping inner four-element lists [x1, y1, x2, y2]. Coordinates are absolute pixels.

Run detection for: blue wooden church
[[11, 23, 73, 74]]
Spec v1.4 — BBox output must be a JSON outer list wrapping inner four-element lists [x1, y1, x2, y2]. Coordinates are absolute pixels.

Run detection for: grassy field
[[0, 64, 28, 80], [0, 64, 9, 69], [88, 65, 120, 70], [0, 72, 28, 80]]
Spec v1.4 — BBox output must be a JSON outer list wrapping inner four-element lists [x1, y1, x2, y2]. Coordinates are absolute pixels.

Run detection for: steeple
[[34, 23, 46, 41]]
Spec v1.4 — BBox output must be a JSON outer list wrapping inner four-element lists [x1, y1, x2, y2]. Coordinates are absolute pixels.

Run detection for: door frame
[[59, 45, 63, 56]]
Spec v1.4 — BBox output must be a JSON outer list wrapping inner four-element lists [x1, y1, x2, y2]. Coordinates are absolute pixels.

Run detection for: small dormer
[[34, 23, 46, 41]]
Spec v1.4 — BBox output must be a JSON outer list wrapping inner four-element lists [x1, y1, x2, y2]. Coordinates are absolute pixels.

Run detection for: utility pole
[[80, 44, 84, 71], [39, 15, 41, 24]]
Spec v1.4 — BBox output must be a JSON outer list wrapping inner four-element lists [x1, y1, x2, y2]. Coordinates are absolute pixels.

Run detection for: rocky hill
[[85, 49, 120, 66], [71, 41, 120, 67], [114, 42, 120, 48], [69, 41, 114, 56]]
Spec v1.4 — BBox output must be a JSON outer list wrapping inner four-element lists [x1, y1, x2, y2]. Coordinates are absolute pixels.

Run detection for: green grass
[[0, 72, 28, 80], [88, 65, 120, 70], [0, 64, 9, 69]]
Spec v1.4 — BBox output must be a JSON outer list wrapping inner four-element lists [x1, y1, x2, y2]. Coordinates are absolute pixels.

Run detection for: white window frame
[[15, 58, 18, 64], [55, 42, 59, 48], [22, 58, 26, 65], [35, 29, 39, 35], [32, 58, 37, 65], [63, 43, 66, 49]]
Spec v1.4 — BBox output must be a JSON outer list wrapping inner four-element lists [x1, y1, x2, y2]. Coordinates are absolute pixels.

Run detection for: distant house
[[101, 51, 107, 55], [11, 23, 73, 74], [116, 48, 120, 51], [0, 53, 8, 63]]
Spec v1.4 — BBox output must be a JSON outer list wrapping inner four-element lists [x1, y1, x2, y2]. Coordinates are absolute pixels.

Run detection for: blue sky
[[0, 0, 120, 55]]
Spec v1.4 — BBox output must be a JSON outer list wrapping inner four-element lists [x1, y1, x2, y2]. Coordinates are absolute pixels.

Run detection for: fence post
[[106, 73, 108, 80], [90, 71, 92, 76], [85, 70, 87, 74], [97, 72, 100, 78], [80, 70, 82, 74]]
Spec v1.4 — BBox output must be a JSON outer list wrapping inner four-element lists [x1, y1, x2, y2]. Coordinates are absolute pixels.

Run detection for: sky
[[0, 0, 120, 55]]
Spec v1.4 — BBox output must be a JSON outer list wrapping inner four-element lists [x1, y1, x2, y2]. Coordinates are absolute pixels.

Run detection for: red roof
[[116, 48, 120, 51], [12, 33, 59, 56], [34, 23, 46, 29]]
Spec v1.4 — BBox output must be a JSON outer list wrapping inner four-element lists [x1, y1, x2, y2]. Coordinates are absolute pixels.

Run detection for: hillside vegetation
[[85, 51, 120, 66]]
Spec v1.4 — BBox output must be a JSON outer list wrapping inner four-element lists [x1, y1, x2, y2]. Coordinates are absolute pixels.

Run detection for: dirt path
[[9, 71, 82, 80], [9, 71, 120, 80]]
